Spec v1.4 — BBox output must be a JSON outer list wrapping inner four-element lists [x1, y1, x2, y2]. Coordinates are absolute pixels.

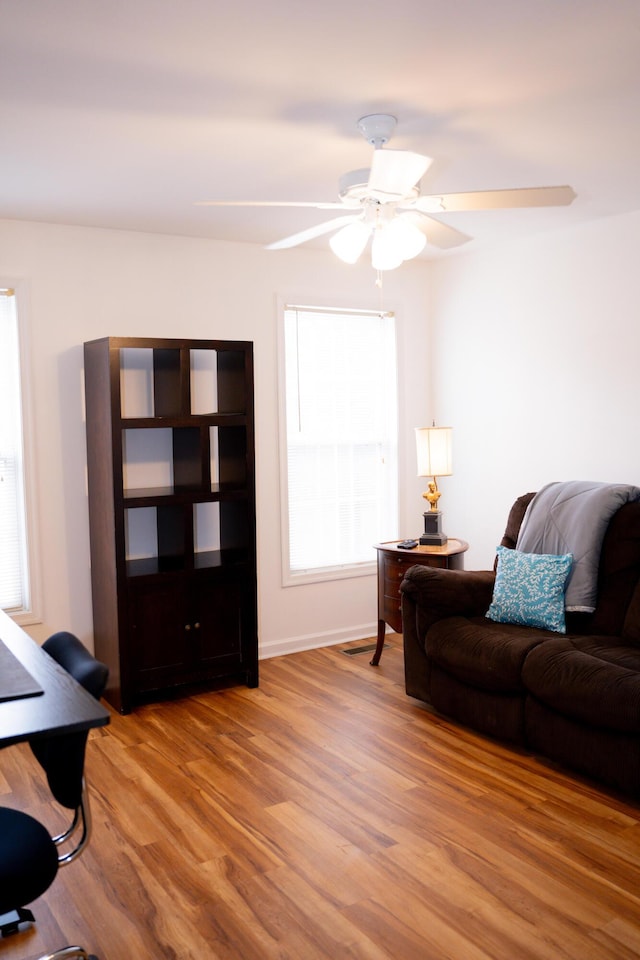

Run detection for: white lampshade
[[329, 206, 428, 272], [371, 226, 405, 271], [329, 220, 372, 264], [415, 426, 453, 478], [386, 215, 427, 261], [370, 217, 427, 271]]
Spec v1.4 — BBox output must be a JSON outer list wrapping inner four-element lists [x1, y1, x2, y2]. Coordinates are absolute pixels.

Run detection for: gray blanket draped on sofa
[[516, 480, 640, 611]]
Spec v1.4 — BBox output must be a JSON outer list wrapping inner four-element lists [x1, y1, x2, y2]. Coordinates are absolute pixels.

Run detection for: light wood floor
[[1, 637, 640, 960]]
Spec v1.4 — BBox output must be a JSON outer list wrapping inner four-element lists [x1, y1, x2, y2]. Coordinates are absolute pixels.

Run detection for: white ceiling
[[2, 0, 640, 260]]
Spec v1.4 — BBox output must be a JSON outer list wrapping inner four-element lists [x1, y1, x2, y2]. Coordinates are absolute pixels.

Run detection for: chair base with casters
[[0, 907, 35, 937], [0, 806, 59, 936], [0, 631, 108, 960], [0, 800, 98, 956]]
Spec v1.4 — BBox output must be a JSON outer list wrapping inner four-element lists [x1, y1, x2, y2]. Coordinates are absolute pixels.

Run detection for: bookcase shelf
[[122, 485, 248, 504], [84, 336, 258, 713]]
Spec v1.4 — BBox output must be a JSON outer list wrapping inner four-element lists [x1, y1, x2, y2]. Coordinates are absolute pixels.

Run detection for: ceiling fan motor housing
[[338, 169, 373, 205], [338, 168, 421, 206]]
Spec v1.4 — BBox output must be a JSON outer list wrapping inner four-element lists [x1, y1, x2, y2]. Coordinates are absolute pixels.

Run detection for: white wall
[[8, 209, 632, 654], [0, 218, 431, 653], [429, 209, 640, 570]]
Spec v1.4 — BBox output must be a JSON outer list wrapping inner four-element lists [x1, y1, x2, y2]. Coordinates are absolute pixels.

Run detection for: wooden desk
[[372, 539, 468, 665], [0, 608, 110, 748]]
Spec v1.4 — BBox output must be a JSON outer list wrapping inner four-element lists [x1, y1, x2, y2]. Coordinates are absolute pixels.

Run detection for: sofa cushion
[[522, 635, 640, 734], [430, 665, 527, 744], [487, 546, 573, 633], [426, 616, 555, 694], [525, 697, 640, 796]]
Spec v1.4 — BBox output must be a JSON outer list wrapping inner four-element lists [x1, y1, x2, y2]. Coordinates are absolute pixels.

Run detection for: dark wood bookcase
[[84, 337, 258, 713]]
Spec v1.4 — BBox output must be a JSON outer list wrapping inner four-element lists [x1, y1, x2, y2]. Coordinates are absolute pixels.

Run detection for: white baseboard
[[259, 622, 381, 660]]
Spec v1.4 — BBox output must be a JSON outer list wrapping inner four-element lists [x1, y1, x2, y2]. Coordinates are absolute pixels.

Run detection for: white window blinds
[[0, 288, 29, 612], [282, 305, 398, 581]]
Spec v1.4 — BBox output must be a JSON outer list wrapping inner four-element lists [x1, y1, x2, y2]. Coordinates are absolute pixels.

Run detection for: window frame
[[0, 280, 42, 624], [277, 296, 399, 587]]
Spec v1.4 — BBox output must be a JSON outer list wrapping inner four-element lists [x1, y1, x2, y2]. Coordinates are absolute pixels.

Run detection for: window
[[0, 286, 35, 619], [280, 304, 398, 584]]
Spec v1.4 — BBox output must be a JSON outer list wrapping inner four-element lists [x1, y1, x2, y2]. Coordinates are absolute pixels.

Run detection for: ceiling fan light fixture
[[388, 215, 428, 260], [371, 227, 405, 271], [370, 215, 427, 271], [329, 220, 372, 263]]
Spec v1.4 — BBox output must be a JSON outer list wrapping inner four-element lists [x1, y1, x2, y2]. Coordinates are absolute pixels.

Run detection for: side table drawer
[[382, 555, 427, 633], [384, 552, 445, 586]]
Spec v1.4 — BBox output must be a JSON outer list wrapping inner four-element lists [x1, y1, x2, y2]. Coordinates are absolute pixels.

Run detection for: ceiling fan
[[197, 114, 576, 270]]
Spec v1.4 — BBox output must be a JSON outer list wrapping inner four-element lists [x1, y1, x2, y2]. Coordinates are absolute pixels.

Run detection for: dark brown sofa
[[400, 492, 640, 796]]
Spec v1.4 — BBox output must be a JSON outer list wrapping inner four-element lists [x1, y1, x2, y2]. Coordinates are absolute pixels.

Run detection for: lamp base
[[420, 510, 448, 546]]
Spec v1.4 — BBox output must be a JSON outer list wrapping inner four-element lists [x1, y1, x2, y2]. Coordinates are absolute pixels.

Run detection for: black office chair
[[0, 631, 108, 960]]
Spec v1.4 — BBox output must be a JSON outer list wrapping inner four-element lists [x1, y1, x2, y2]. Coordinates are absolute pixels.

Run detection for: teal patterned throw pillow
[[486, 546, 573, 633]]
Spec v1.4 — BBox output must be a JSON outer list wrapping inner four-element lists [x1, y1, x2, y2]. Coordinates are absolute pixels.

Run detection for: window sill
[[283, 560, 376, 587]]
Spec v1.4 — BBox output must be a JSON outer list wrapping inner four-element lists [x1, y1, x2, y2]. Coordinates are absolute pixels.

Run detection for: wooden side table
[[371, 539, 469, 665]]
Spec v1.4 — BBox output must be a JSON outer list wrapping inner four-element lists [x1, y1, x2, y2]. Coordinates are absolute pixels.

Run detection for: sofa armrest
[[400, 566, 496, 702], [400, 565, 496, 623]]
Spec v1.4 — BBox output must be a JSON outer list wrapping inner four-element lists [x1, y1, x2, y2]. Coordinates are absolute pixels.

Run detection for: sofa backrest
[[500, 492, 535, 550], [592, 500, 640, 638], [500, 492, 640, 639]]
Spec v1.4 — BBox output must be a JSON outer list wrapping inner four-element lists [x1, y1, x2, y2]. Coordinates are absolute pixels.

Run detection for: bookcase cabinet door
[[127, 572, 252, 700], [128, 578, 192, 694]]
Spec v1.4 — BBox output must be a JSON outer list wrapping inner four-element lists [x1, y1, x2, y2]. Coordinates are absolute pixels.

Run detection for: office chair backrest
[[42, 631, 109, 700], [29, 632, 108, 811]]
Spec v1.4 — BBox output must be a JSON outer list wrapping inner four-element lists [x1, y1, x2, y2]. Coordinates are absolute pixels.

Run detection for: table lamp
[[415, 425, 453, 545]]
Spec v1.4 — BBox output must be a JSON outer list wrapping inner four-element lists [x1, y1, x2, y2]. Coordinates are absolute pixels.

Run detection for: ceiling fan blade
[[413, 185, 576, 214], [403, 211, 473, 250], [266, 215, 361, 250], [195, 200, 345, 209], [367, 150, 433, 201]]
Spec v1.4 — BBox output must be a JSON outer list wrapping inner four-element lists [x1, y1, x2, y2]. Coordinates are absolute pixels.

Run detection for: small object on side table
[[371, 538, 468, 665]]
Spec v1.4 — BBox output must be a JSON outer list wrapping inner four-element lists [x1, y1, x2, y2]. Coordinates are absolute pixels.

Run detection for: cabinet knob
[[184, 624, 191, 631], [194, 622, 200, 630]]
